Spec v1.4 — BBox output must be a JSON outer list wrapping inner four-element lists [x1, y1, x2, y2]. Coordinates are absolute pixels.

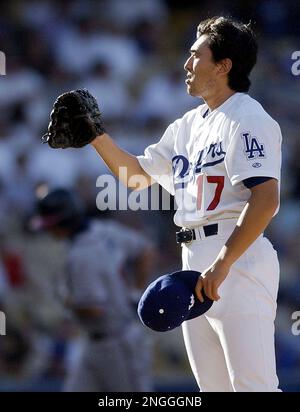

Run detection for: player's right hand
[[195, 261, 231, 302]]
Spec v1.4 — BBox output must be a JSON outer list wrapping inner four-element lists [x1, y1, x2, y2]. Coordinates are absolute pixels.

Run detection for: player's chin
[[186, 85, 196, 97], [185, 80, 196, 96]]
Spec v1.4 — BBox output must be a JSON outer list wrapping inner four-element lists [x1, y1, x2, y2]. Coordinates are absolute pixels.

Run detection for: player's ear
[[217, 58, 232, 76]]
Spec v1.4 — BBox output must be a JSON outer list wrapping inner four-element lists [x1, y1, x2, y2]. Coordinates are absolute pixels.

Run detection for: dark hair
[[197, 16, 258, 92]]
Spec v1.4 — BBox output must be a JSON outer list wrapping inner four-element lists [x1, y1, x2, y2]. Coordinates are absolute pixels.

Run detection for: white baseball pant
[[181, 218, 281, 392]]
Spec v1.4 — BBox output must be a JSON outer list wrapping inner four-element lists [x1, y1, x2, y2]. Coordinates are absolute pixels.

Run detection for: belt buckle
[[176, 228, 194, 244]]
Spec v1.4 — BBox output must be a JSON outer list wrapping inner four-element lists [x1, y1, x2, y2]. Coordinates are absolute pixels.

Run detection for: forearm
[[215, 182, 279, 268], [91, 133, 153, 190], [196, 180, 279, 302]]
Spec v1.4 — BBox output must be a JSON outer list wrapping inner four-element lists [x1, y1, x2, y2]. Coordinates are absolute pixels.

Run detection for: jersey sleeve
[[137, 122, 177, 195], [225, 114, 282, 186]]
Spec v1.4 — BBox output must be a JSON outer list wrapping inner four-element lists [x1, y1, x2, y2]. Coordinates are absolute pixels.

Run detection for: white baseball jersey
[[137, 92, 282, 228], [138, 91, 282, 391]]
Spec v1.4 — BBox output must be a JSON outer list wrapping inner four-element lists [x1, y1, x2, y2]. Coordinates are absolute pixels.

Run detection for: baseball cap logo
[[188, 294, 195, 311]]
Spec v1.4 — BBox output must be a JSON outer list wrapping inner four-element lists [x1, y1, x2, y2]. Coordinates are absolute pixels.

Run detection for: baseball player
[[43, 16, 282, 392], [32, 188, 153, 392]]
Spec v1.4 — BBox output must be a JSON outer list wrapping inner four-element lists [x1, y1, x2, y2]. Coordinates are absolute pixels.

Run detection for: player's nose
[[184, 55, 193, 72]]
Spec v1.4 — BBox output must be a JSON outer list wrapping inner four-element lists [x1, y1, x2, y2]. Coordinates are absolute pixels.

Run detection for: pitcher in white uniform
[[133, 18, 282, 392], [48, 16, 282, 392]]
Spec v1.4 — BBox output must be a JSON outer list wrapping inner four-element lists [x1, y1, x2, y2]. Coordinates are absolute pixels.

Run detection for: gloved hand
[[42, 89, 106, 149]]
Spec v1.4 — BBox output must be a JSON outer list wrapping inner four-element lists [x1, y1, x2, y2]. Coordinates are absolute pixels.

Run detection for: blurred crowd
[[0, 0, 299, 391]]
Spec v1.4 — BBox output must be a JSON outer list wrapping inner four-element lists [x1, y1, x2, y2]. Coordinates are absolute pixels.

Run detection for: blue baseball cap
[[137, 270, 213, 332]]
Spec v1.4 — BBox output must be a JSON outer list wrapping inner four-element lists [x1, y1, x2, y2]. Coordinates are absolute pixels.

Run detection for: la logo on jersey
[[241, 132, 265, 160]]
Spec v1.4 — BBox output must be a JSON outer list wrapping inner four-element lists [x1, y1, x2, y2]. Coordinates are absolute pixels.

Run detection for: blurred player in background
[[31, 187, 154, 392]]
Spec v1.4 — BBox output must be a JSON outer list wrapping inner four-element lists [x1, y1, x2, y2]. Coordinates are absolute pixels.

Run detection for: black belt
[[176, 223, 218, 244]]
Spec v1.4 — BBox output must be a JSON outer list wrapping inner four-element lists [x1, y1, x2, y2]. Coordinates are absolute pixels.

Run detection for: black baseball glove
[[42, 89, 106, 149]]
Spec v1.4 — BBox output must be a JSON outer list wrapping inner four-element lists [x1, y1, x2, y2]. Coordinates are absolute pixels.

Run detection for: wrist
[[90, 133, 107, 147], [214, 258, 232, 271], [214, 247, 234, 269]]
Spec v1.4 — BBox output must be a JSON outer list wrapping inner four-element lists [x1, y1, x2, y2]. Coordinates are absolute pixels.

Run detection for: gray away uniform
[[62, 219, 152, 392]]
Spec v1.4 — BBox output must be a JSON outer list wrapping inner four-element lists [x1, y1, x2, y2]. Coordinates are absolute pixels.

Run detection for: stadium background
[[0, 0, 299, 392]]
